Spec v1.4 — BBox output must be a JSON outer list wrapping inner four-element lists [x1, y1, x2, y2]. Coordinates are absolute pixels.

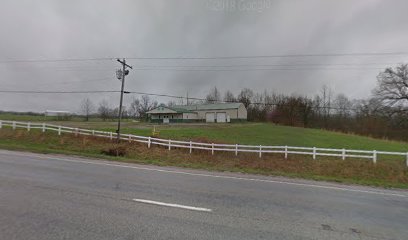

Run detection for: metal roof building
[[147, 103, 247, 123]]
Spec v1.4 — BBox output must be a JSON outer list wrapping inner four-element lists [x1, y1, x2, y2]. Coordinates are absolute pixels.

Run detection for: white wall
[[182, 113, 198, 120]]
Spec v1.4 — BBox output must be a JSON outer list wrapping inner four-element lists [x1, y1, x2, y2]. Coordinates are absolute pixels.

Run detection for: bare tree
[[320, 85, 333, 116], [80, 98, 95, 121], [140, 95, 158, 118], [97, 100, 111, 121], [167, 100, 177, 107], [223, 90, 236, 102], [237, 88, 254, 109], [129, 98, 140, 118], [373, 64, 408, 113], [334, 94, 352, 117], [205, 86, 221, 103], [129, 95, 158, 120], [320, 85, 333, 127]]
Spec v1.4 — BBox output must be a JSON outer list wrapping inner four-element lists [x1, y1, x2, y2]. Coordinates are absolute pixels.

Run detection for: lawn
[[119, 123, 408, 153], [1, 114, 408, 153]]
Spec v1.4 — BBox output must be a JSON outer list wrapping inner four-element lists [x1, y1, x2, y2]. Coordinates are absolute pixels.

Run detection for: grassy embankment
[[0, 116, 407, 188]]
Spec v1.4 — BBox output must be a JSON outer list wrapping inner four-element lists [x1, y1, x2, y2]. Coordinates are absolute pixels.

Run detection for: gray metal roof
[[172, 103, 243, 111], [146, 106, 195, 114], [147, 103, 243, 115]]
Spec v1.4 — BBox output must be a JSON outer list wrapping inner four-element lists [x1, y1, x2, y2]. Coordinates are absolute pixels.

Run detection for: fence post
[[189, 141, 192, 154], [342, 149, 346, 160], [92, 130, 95, 136], [406, 152, 408, 167], [373, 150, 377, 164], [27, 122, 31, 132], [168, 139, 171, 151], [259, 145, 262, 158], [128, 135, 131, 143], [58, 126, 61, 135], [212, 143, 214, 155], [0, 120, 2, 129], [148, 137, 151, 148], [110, 132, 113, 140], [285, 146, 288, 159], [12, 121, 16, 130], [235, 144, 238, 156], [42, 123, 45, 133], [313, 147, 316, 160]]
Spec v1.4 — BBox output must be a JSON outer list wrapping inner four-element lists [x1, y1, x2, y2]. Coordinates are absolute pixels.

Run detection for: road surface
[[0, 150, 407, 240]]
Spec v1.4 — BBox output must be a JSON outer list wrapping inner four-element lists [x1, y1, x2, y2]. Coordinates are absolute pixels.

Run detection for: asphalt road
[[0, 150, 407, 240]]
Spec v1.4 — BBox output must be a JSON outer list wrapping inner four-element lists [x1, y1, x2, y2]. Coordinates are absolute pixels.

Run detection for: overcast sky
[[1, 0, 408, 113]]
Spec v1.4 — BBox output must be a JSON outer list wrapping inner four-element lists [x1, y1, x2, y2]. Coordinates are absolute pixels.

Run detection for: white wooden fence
[[1, 120, 407, 166]]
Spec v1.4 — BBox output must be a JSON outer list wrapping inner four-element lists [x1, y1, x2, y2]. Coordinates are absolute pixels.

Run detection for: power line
[[125, 51, 408, 60], [0, 89, 360, 111], [49, 77, 114, 85], [13, 77, 113, 85], [124, 91, 359, 111], [0, 51, 407, 64], [0, 57, 114, 64], [131, 62, 400, 68], [1, 62, 399, 71], [130, 67, 384, 72], [0, 90, 119, 94]]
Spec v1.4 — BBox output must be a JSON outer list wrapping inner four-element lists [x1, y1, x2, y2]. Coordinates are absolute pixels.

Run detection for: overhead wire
[[0, 57, 114, 64], [0, 52, 404, 112], [130, 67, 384, 72], [0, 51, 407, 63], [0, 90, 119, 94], [0, 89, 361, 111], [125, 51, 408, 60]]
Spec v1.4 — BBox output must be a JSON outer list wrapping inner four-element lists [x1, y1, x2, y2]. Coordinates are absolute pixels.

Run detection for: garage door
[[216, 112, 226, 123], [205, 113, 215, 123]]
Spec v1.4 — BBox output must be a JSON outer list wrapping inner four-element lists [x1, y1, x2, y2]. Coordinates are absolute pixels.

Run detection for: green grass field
[[48, 121, 408, 153], [121, 123, 408, 152], [1, 113, 407, 153]]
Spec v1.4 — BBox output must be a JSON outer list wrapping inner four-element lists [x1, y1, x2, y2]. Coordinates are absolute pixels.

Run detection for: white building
[[147, 103, 247, 123]]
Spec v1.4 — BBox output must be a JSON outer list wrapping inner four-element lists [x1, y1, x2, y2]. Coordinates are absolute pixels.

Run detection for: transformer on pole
[[116, 58, 132, 142]]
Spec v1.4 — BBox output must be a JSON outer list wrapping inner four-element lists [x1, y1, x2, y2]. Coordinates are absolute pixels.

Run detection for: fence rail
[[1, 120, 407, 166]]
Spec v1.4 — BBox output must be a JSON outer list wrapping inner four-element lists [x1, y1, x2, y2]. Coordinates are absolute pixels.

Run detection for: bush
[[101, 146, 127, 157]]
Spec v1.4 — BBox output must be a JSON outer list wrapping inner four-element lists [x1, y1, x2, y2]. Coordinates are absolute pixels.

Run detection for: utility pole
[[116, 58, 132, 142], [186, 92, 189, 106]]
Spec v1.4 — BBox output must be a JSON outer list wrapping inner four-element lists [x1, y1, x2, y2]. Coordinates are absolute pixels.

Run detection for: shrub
[[101, 146, 127, 157]]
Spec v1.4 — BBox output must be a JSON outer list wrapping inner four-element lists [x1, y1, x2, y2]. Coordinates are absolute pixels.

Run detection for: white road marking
[[132, 198, 212, 212], [1, 150, 407, 198]]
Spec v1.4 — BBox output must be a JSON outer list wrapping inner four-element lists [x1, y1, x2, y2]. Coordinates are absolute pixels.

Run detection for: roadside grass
[[0, 128, 407, 188]]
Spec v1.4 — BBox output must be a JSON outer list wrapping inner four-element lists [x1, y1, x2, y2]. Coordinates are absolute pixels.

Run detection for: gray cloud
[[1, 0, 408, 112]]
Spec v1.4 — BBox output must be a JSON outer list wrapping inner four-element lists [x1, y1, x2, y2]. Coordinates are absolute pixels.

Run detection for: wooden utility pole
[[186, 92, 189, 105], [116, 58, 132, 142]]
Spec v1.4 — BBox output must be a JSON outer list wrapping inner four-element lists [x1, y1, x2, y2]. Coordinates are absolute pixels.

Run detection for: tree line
[[80, 64, 408, 141], [80, 95, 158, 121]]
